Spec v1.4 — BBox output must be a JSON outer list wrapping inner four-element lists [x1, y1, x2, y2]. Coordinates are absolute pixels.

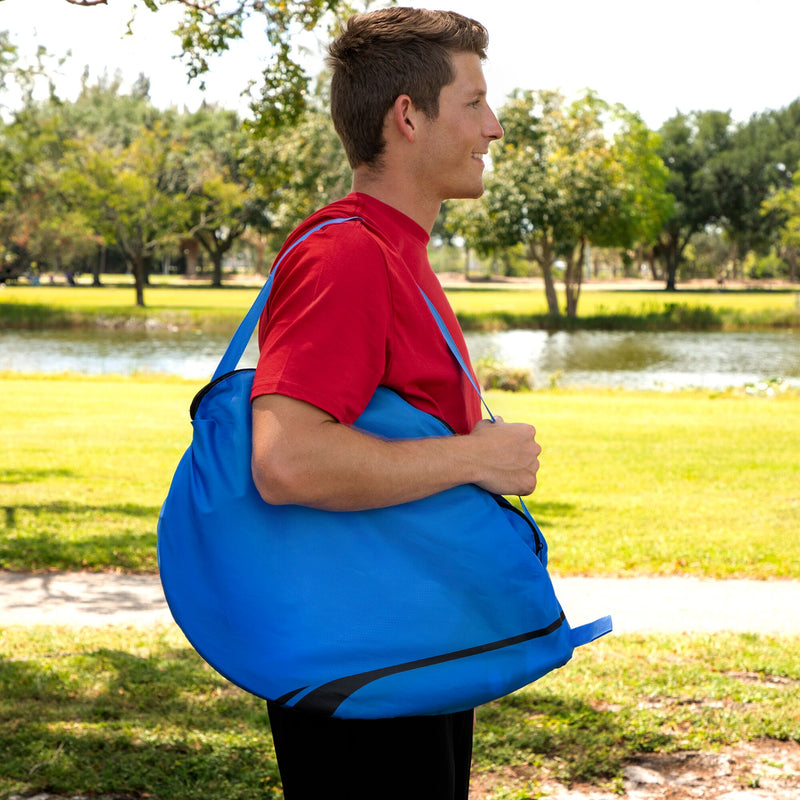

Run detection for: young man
[[250, 8, 541, 799]]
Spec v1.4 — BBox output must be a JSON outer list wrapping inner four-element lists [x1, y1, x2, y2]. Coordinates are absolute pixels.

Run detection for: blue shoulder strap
[[212, 216, 362, 381], [414, 284, 543, 536]]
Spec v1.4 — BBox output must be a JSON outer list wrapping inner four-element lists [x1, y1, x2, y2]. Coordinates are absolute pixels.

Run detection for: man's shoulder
[[285, 198, 398, 260]]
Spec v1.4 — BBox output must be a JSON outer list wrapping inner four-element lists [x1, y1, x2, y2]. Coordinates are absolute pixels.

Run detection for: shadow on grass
[[3, 500, 159, 519], [0, 647, 280, 799], [1, 467, 77, 484], [0, 501, 160, 572], [506, 499, 580, 529], [475, 690, 672, 785]]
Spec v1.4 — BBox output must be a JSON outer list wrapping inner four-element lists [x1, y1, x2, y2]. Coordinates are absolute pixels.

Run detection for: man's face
[[415, 52, 504, 202]]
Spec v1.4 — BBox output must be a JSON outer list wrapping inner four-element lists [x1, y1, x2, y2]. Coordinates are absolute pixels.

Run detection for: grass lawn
[[1, 370, 799, 798], [491, 389, 800, 579], [1, 374, 797, 578], [1, 626, 798, 798], [2, 281, 798, 330]]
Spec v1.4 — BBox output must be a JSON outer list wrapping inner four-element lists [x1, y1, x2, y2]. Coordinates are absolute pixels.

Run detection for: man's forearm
[[251, 394, 540, 512]]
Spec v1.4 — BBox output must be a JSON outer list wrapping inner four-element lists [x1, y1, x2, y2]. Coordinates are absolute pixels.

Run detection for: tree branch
[[65, 0, 109, 6], [170, 0, 249, 23]]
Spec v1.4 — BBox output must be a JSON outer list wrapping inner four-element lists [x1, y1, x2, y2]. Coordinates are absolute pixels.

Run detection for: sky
[[1, 0, 799, 129]]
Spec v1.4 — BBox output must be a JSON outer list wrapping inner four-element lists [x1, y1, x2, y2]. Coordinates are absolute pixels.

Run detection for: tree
[[457, 90, 670, 317], [63, 0, 371, 134], [255, 102, 350, 240], [182, 106, 267, 286], [0, 30, 17, 101], [64, 121, 193, 305], [0, 98, 99, 278], [704, 101, 800, 276], [654, 110, 733, 290], [762, 158, 800, 282]]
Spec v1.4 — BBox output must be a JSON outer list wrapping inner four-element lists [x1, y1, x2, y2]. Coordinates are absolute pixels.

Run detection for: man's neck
[[351, 169, 441, 234]]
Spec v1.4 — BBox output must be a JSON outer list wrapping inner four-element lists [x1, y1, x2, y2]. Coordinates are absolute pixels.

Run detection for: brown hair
[[327, 7, 489, 169]]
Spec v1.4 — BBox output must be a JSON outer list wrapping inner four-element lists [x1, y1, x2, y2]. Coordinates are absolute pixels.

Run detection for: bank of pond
[[1, 326, 798, 393]]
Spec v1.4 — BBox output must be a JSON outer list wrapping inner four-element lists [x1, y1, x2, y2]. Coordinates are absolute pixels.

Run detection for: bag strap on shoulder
[[213, 216, 362, 381]]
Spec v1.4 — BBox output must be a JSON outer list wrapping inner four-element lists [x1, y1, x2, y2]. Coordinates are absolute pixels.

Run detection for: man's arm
[[251, 394, 541, 512]]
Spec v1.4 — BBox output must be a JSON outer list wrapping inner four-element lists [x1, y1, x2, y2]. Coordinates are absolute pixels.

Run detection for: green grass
[[2, 372, 798, 797], [491, 389, 800, 578], [2, 374, 797, 578], [0, 374, 195, 573], [0, 625, 282, 800], [2, 283, 798, 798], [475, 631, 800, 789], [0, 284, 260, 332], [2, 282, 798, 331], [1, 626, 797, 798]]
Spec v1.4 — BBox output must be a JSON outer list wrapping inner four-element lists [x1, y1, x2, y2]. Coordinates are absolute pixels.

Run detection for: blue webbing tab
[[569, 615, 613, 647], [212, 216, 362, 380]]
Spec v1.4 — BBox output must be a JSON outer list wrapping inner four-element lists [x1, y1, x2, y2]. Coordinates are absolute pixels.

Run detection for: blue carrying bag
[[157, 216, 612, 719]]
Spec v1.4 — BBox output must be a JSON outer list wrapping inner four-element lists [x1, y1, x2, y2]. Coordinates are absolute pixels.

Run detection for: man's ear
[[390, 94, 419, 143]]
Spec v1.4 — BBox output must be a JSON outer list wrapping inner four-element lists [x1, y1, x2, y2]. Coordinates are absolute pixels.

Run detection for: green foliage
[[762, 154, 800, 280], [745, 249, 791, 280], [139, 0, 362, 133], [474, 358, 531, 392], [453, 89, 672, 318], [180, 105, 269, 286], [251, 103, 350, 239], [655, 103, 800, 288], [61, 120, 195, 305]]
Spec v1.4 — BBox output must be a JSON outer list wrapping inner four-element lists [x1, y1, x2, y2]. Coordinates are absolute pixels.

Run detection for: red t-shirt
[[251, 193, 481, 436]]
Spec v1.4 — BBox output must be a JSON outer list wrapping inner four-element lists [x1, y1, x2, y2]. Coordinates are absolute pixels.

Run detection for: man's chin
[[452, 184, 485, 200]]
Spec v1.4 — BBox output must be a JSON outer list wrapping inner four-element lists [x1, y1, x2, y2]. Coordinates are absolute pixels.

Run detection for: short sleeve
[[250, 223, 392, 424]]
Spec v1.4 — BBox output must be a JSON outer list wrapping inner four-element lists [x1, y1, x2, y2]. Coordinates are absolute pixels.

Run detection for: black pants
[[267, 701, 474, 800]]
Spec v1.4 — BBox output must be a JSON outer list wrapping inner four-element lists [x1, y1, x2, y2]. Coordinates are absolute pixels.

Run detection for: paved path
[[1, 571, 799, 634]]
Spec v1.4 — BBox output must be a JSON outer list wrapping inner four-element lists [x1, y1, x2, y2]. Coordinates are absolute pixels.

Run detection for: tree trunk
[[646, 247, 660, 281], [787, 247, 798, 283], [212, 251, 224, 287], [183, 238, 200, 278], [729, 242, 740, 281], [564, 239, 586, 318], [132, 254, 146, 307], [529, 236, 559, 316], [660, 234, 682, 291], [92, 246, 105, 286]]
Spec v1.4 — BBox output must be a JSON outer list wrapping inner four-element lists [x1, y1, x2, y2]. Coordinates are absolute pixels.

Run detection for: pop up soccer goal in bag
[[157, 216, 612, 720]]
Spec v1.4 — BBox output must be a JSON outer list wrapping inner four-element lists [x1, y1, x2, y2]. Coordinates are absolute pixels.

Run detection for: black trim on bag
[[286, 610, 567, 717], [190, 368, 255, 420], [493, 494, 545, 558]]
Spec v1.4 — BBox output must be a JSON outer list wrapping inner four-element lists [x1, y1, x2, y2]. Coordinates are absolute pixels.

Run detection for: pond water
[[2, 327, 798, 391], [463, 329, 800, 390]]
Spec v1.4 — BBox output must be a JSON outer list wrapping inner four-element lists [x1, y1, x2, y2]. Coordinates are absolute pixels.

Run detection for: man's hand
[[466, 417, 541, 497]]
